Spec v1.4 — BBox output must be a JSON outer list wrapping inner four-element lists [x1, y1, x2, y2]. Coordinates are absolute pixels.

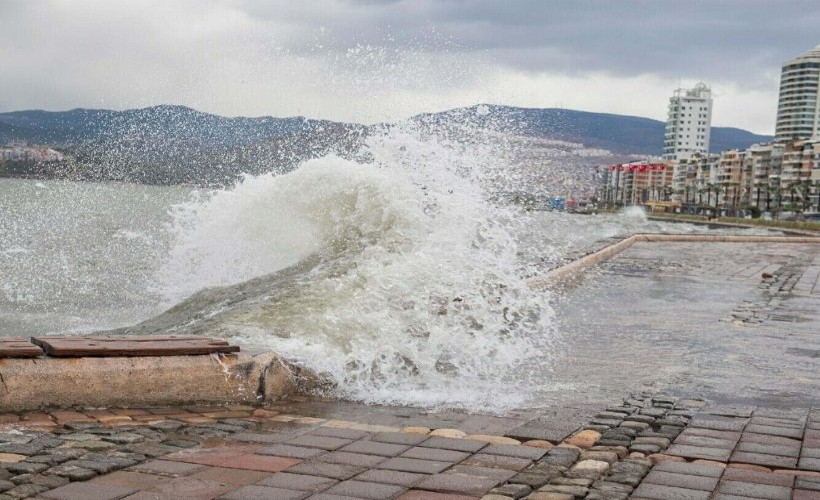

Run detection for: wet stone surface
[[0, 394, 817, 498]]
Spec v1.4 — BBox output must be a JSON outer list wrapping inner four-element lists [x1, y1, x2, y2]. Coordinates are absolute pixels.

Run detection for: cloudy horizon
[[2, 0, 819, 134]]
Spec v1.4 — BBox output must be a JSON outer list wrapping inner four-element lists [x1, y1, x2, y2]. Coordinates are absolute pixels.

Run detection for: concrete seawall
[[0, 351, 320, 411], [526, 233, 820, 290]]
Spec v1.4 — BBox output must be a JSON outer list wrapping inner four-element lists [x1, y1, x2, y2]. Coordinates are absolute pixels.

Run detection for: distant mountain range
[[410, 104, 772, 155], [0, 104, 772, 185]]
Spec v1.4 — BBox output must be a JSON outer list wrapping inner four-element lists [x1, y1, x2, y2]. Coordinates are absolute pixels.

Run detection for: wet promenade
[[0, 239, 818, 498], [0, 397, 819, 499]]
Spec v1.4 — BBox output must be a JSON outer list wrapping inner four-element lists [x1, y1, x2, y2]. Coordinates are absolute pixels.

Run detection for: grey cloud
[[235, 0, 819, 84]]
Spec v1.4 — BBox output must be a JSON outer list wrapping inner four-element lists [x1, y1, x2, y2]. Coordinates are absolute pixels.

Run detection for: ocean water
[[0, 126, 777, 411]]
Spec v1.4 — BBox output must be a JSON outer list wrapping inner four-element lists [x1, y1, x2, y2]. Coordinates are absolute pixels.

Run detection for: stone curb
[[0, 352, 321, 411]]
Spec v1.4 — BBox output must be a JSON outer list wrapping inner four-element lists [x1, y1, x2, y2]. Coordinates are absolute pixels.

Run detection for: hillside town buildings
[[0, 141, 64, 163], [599, 45, 820, 215]]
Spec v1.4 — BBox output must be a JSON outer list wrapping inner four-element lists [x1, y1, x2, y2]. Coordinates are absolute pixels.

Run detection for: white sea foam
[[155, 127, 557, 411]]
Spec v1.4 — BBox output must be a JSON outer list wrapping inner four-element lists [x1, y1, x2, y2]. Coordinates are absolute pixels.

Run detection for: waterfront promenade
[[0, 238, 818, 498]]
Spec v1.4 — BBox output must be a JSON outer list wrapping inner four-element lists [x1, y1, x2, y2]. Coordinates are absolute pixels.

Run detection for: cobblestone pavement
[[545, 241, 820, 409], [1, 395, 819, 498]]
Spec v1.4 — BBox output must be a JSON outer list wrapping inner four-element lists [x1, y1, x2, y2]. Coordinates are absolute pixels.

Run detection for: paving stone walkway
[[0, 394, 817, 499]]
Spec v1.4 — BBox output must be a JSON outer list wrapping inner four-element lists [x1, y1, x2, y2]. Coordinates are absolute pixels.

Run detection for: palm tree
[[787, 182, 799, 210], [713, 185, 724, 209]]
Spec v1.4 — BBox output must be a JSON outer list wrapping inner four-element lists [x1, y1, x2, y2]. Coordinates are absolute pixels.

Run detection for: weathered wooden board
[[0, 339, 44, 358], [30, 336, 239, 357]]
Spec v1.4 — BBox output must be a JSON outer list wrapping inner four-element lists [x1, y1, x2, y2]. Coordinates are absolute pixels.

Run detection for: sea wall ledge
[[526, 232, 820, 290], [0, 351, 320, 412]]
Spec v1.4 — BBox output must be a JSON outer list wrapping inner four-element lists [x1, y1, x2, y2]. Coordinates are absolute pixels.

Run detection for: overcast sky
[[1, 0, 818, 134]]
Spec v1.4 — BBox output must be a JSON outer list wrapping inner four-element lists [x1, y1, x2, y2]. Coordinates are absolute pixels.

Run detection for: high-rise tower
[[774, 45, 820, 142], [663, 83, 713, 161]]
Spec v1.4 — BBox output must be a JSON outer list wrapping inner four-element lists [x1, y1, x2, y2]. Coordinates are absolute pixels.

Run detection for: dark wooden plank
[[30, 336, 239, 357], [0, 339, 44, 358]]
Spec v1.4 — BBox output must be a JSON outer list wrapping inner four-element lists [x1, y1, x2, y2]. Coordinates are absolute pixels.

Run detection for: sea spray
[[146, 125, 557, 411]]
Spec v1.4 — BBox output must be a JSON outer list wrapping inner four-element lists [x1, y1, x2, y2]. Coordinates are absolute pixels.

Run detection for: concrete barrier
[[526, 233, 820, 290], [0, 351, 321, 411]]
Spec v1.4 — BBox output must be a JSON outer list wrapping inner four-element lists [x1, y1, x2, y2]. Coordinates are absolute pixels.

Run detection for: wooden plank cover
[[0, 339, 44, 358], [30, 336, 239, 357]]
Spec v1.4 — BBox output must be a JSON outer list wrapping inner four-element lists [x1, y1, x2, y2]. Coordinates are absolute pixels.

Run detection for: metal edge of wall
[[526, 233, 820, 290], [0, 351, 317, 412]]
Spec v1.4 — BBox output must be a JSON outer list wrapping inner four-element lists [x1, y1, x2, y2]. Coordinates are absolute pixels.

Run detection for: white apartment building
[[663, 83, 713, 161], [774, 45, 820, 142]]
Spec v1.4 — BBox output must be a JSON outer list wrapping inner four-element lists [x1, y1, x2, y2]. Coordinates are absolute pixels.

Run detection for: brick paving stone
[[47, 464, 98, 481], [717, 479, 792, 499], [507, 471, 559, 489], [755, 408, 808, 420], [745, 424, 804, 439], [217, 485, 309, 499], [796, 476, 820, 491], [481, 444, 547, 460], [505, 425, 573, 443], [800, 458, 820, 471], [803, 449, 820, 459], [163, 446, 257, 466], [375, 457, 452, 474], [752, 417, 805, 428], [324, 479, 406, 499], [730, 451, 798, 468], [793, 490, 820, 500], [722, 467, 795, 487], [310, 427, 371, 440], [642, 470, 720, 491], [632, 482, 711, 499], [41, 482, 137, 500], [257, 471, 338, 491], [369, 433, 429, 446], [419, 437, 486, 453], [666, 444, 732, 462], [338, 440, 410, 457], [653, 460, 725, 477], [316, 451, 388, 467], [285, 461, 366, 480], [230, 432, 300, 444], [415, 472, 498, 496], [488, 482, 532, 498], [187, 466, 269, 485], [128, 459, 208, 476], [674, 434, 736, 449], [445, 465, 515, 482], [680, 427, 742, 441], [257, 444, 328, 460], [741, 432, 802, 446], [690, 415, 748, 432], [122, 477, 234, 499], [400, 447, 470, 463], [216, 453, 300, 472], [354, 469, 427, 487], [90, 470, 173, 489], [461, 453, 531, 471], [285, 435, 353, 451], [736, 441, 800, 457]]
